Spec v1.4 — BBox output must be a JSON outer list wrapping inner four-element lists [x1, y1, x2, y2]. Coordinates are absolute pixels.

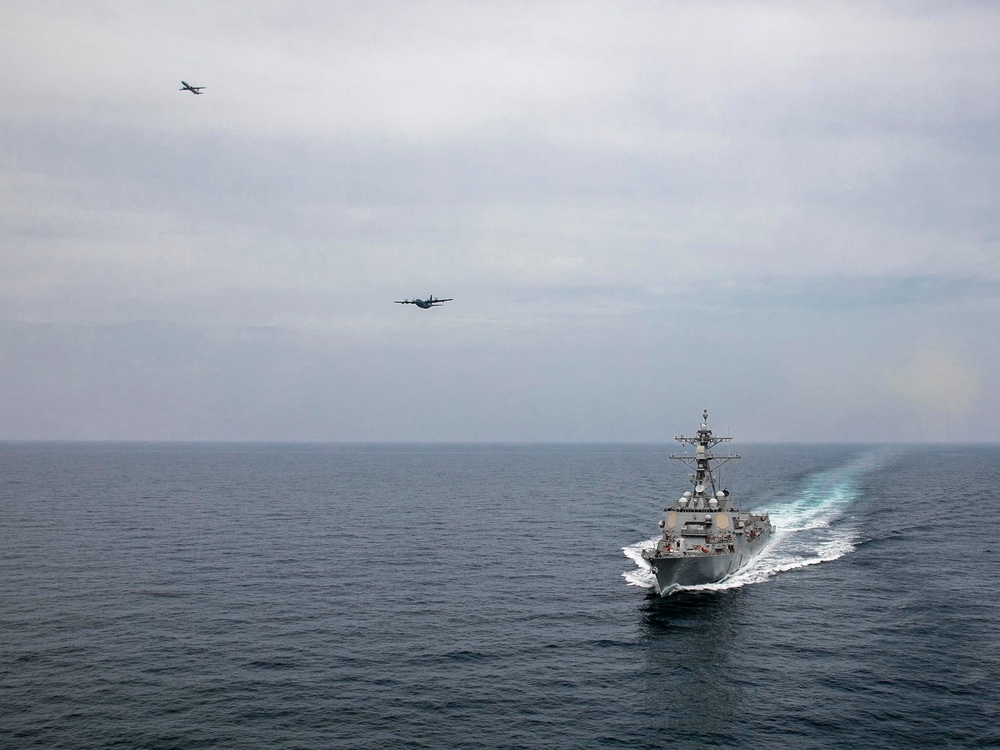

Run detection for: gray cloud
[[2, 1, 999, 440]]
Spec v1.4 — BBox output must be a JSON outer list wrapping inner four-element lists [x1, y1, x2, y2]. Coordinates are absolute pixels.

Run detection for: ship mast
[[669, 409, 739, 510]]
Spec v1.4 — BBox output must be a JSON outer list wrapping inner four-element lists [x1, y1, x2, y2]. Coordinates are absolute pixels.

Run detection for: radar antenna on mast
[[669, 412, 739, 502]]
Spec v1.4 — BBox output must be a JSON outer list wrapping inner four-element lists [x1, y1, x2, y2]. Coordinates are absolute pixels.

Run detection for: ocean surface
[[2, 442, 998, 749]]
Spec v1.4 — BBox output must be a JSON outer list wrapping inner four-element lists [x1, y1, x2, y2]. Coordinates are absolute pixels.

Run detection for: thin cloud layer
[[1, 1, 998, 440]]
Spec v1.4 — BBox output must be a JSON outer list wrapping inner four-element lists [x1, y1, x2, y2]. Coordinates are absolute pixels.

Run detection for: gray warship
[[642, 411, 773, 594]]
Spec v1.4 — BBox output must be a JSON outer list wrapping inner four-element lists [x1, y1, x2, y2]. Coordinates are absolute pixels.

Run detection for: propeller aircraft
[[394, 295, 453, 309]]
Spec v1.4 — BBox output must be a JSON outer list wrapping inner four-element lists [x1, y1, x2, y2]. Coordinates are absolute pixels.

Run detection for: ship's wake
[[623, 451, 880, 594]]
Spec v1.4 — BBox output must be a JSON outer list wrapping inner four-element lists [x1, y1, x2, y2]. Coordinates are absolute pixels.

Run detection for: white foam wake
[[622, 539, 658, 588], [622, 451, 879, 594]]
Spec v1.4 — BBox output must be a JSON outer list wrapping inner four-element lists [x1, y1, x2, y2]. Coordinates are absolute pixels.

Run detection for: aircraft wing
[[435, 298, 454, 302], [394, 300, 412, 304]]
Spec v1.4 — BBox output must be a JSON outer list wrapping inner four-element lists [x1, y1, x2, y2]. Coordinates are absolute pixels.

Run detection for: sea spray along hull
[[639, 411, 773, 595], [645, 530, 770, 593]]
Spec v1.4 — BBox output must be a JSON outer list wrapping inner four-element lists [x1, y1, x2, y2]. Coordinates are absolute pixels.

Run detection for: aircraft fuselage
[[395, 295, 451, 308]]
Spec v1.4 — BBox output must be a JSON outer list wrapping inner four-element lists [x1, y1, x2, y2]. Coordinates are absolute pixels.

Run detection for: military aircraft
[[179, 81, 206, 95], [394, 295, 453, 309]]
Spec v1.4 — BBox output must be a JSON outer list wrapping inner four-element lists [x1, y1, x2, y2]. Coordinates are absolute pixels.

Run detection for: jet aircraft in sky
[[179, 81, 206, 95], [394, 295, 453, 309]]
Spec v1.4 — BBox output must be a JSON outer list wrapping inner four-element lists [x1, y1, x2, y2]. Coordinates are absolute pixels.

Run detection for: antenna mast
[[668, 410, 740, 509]]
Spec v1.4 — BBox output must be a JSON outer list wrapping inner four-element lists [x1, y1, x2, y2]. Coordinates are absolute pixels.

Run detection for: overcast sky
[[2, 1, 999, 441]]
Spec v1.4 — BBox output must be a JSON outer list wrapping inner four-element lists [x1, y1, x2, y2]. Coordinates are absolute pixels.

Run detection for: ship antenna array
[[667, 411, 740, 496]]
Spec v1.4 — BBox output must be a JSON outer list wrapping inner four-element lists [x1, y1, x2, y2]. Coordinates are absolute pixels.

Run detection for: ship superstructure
[[641, 411, 773, 594]]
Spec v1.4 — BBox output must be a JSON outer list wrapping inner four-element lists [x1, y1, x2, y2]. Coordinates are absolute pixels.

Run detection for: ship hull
[[644, 532, 770, 594]]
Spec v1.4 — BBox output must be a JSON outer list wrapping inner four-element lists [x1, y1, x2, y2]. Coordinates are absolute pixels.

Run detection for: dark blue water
[[2, 443, 998, 748]]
